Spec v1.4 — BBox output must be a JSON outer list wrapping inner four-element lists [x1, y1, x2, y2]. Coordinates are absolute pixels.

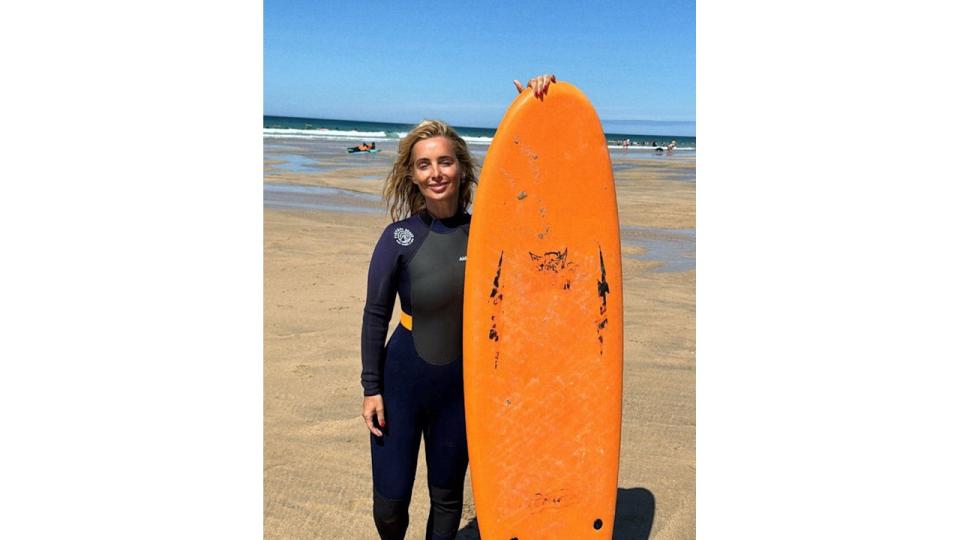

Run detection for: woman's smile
[[427, 180, 450, 193]]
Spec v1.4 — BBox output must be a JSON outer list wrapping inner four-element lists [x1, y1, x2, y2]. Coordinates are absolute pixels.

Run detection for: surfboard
[[463, 82, 623, 539]]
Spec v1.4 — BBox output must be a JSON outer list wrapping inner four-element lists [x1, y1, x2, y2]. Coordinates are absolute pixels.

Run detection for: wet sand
[[264, 138, 696, 539]]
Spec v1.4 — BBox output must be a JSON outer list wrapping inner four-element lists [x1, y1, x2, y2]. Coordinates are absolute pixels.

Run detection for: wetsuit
[[361, 209, 471, 540]]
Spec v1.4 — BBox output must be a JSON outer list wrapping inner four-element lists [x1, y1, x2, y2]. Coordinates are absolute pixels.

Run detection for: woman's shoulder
[[388, 213, 428, 232], [375, 214, 427, 249]]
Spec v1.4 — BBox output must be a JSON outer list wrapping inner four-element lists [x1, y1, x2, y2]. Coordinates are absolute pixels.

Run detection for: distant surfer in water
[[360, 74, 555, 540], [349, 142, 372, 153]]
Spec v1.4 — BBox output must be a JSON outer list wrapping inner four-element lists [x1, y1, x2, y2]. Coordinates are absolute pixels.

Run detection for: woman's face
[[410, 136, 461, 207]]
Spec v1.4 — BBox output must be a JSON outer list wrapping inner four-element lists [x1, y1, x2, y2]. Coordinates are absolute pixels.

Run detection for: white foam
[[263, 128, 388, 140], [462, 136, 493, 145], [606, 145, 696, 151], [388, 132, 491, 145]]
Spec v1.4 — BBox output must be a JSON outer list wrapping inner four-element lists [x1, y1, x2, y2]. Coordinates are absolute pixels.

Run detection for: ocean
[[264, 115, 696, 151]]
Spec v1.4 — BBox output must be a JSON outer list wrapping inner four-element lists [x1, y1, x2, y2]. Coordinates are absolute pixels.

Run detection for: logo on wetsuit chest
[[459, 256, 467, 262], [394, 227, 414, 246]]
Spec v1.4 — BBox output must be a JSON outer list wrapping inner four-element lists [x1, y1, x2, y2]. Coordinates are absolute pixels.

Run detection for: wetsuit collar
[[418, 209, 469, 229]]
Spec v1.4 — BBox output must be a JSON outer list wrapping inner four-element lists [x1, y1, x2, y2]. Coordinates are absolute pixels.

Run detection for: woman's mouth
[[427, 182, 449, 193]]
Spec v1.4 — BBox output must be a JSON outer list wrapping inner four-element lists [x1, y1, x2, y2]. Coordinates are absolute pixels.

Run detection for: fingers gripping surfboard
[[463, 82, 623, 539]]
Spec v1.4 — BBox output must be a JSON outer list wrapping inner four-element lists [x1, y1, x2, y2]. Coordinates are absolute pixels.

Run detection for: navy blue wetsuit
[[361, 210, 470, 540]]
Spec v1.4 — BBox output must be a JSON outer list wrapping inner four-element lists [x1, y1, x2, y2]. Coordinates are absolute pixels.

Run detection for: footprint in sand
[[293, 364, 312, 378]]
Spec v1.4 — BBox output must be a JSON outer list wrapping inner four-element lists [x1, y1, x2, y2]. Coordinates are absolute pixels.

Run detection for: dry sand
[[264, 140, 695, 539]]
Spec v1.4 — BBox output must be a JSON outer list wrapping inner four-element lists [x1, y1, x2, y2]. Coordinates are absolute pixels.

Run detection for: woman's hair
[[383, 120, 478, 221]]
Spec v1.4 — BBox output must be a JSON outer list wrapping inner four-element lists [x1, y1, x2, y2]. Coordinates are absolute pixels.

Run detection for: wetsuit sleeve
[[361, 226, 401, 396]]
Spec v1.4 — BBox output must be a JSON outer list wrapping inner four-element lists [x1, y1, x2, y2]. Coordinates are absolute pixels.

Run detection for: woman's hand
[[513, 73, 557, 99], [362, 394, 386, 437]]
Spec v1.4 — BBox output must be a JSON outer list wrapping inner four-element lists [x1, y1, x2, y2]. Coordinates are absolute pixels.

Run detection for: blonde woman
[[360, 75, 555, 540]]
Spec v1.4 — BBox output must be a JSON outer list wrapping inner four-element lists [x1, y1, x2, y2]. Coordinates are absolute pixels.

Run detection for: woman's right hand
[[362, 394, 386, 437], [513, 73, 557, 99]]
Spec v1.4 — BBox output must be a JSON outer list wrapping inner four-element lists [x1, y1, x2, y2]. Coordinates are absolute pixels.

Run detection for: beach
[[264, 136, 696, 539]]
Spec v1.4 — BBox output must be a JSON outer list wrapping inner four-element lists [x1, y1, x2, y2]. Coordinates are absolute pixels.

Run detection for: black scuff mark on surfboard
[[598, 247, 610, 311], [530, 248, 576, 290], [489, 250, 505, 367], [490, 250, 504, 298], [529, 248, 567, 273], [597, 246, 611, 354]]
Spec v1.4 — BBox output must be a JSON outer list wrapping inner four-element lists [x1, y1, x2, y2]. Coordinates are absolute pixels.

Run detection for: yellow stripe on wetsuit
[[400, 310, 413, 330]]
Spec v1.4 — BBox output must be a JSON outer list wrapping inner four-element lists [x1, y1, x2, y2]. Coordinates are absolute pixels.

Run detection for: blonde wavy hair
[[383, 120, 478, 221]]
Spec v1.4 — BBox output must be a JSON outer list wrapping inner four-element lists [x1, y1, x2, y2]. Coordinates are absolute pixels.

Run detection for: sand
[[264, 139, 695, 539]]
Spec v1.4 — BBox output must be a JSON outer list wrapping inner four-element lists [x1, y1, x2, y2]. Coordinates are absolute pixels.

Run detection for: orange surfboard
[[463, 82, 623, 539]]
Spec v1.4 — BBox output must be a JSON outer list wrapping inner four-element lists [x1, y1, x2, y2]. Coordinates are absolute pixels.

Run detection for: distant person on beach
[[360, 75, 556, 540], [666, 140, 677, 154]]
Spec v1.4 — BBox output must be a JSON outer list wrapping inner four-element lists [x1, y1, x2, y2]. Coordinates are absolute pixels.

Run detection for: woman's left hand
[[513, 73, 557, 99]]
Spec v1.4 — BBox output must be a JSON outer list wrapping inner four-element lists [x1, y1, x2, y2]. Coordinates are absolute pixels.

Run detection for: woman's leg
[[370, 329, 424, 539], [422, 384, 469, 540]]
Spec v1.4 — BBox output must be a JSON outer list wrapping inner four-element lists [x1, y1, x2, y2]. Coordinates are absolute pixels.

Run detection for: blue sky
[[265, 1, 695, 135]]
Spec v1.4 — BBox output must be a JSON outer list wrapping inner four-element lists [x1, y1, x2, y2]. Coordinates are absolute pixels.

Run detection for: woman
[[360, 75, 556, 540]]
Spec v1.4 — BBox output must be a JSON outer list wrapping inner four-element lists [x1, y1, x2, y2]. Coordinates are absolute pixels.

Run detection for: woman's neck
[[423, 200, 458, 220]]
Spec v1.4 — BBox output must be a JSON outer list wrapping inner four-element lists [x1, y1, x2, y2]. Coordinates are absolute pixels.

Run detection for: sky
[[264, 1, 695, 135]]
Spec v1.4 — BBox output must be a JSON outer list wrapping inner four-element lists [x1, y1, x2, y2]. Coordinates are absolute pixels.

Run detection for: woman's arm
[[359, 226, 400, 436]]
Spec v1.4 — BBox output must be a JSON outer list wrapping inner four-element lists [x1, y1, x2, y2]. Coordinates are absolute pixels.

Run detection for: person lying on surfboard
[[349, 142, 372, 152], [359, 73, 555, 540]]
